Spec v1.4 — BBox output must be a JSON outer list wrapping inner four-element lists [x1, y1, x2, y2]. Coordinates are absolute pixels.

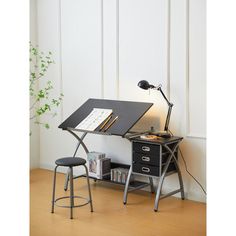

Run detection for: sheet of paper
[[76, 108, 113, 131]]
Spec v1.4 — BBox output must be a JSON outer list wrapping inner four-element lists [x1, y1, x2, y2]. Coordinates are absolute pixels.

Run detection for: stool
[[51, 157, 93, 219]]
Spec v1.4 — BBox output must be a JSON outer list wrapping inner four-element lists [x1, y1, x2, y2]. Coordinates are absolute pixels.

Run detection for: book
[[97, 158, 111, 179], [110, 167, 132, 183], [76, 108, 113, 131], [87, 152, 111, 179], [87, 152, 105, 178]]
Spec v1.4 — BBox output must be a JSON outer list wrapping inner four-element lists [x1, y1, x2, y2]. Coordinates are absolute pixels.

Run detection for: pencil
[[104, 116, 119, 132], [99, 114, 112, 131]]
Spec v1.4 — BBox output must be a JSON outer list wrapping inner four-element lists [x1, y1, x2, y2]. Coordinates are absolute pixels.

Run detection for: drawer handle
[[142, 146, 150, 152], [142, 156, 150, 162], [142, 167, 150, 173]]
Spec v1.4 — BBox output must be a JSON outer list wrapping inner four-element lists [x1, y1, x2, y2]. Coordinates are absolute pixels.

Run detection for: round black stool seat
[[55, 157, 86, 167]]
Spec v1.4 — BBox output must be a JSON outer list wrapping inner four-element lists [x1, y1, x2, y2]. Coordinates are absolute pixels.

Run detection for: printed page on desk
[[75, 108, 113, 131]]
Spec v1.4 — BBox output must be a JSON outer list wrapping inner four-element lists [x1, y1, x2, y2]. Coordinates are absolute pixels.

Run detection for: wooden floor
[[30, 169, 206, 236]]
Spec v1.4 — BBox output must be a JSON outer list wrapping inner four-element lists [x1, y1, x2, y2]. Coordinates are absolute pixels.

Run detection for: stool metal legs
[[69, 167, 74, 219], [51, 164, 93, 219], [83, 164, 93, 212], [51, 166, 58, 213]]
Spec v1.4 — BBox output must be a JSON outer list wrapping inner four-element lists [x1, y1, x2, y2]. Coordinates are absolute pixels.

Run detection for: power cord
[[169, 129, 206, 195]]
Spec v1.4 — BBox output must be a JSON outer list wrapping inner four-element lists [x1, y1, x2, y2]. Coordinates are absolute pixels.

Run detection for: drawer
[[133, 163, 160, 177], [133, 152, 160, 166], [133, 142, 160, 155], [132, 162, 177, 177]]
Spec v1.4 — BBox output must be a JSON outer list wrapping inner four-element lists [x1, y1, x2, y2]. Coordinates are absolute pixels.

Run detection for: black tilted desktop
[[59, 98, 184, 211]]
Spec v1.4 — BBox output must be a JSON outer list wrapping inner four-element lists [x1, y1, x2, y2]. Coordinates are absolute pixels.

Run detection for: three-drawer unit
[[132, 140, 178, 177]]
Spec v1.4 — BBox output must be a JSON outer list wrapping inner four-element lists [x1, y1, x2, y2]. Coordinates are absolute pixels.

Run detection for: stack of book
[[87, 152, 111, 179], [110, 168, 133, 184]]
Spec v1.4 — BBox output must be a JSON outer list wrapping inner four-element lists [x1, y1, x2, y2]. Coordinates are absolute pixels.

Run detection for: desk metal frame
[[63, 128, 184, 212], [63, 129, 89, 191]]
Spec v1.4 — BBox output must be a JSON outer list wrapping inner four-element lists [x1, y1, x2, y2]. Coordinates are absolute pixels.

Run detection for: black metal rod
[[157, 87, 172, 107], [156, 87, 173, 132], [164, 104, 172, 132]]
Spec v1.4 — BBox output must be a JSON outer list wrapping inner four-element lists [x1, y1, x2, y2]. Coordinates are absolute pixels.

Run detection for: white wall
[[30, 0, 40, 169], [33, 0, 206, 202]]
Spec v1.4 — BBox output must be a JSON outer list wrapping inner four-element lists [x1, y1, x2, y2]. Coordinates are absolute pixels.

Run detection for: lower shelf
[[76, 174, 150, 189], [74, 161, 150, 190]]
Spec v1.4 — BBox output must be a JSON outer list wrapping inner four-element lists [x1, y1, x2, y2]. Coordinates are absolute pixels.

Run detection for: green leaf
[[31, 72, 36, 78], [36, 110, 42, 115], [38, 92, 44, 98], [44, 104, 51, 111]]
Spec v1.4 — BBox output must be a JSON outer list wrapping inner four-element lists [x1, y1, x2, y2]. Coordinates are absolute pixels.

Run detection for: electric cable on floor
[[168, 129, 206, 195]]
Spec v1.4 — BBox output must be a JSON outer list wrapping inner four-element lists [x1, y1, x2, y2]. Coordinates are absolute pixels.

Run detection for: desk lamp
[[138, 80, 173, 138]]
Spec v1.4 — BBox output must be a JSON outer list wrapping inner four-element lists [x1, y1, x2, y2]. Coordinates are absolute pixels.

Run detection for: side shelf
[[124, 136, 185, 211]]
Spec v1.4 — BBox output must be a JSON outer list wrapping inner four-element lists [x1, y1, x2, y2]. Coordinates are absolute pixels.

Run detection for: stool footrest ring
[[54, 196, 91, 208]]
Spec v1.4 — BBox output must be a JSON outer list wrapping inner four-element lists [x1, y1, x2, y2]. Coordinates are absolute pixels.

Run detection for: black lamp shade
[[137, 80, 151, 90]]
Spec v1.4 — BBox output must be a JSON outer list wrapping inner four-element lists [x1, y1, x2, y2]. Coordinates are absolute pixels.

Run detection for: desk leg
[[64, 131, 88, 191], [173, 155, 185, 200], [64, 171, 70, 191], [123, 166, 132, 204], [154, 154, 173, 211], [154, 142, 181, 212], [164, 144, 185, 200], [149, 177, 155, 193]]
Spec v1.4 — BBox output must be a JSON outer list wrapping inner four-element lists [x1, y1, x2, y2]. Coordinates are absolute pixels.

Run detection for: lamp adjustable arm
[[137, 80, 174, 135], [155, 86, 173, 132]]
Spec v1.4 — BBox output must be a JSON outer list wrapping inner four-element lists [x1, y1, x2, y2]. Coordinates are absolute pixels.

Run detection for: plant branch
[[29, 42, 63, 133], [30, 100, 38, 110]]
